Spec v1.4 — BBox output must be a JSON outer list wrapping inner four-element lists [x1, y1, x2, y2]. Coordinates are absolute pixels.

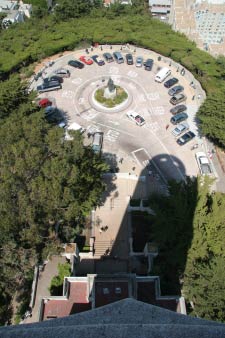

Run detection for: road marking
[[61, 90, 74, 98], [71, 78, 82, 85], [128, 83, 137, 90], [147, 92, 160, 100], [104, 130, 120, 143], [82, 109, 99, 120], [127, 70, 138, 78], [109, 120, 120, 126], [145, 122, 160, 132], [151, 106, 165, 115], [78, 97, 85, 105], [137, 94, 147, 102], [86, 124, 101, 133], [111, 75, 121, 84], [92, 122, 134, 137], [109, 66, 119, 74]]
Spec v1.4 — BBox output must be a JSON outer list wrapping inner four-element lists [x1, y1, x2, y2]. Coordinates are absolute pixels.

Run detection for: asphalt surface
[[32, 45, 223, 189]]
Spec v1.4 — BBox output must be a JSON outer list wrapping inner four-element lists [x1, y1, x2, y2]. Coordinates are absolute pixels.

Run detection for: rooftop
[[0, 299, 225, 338]]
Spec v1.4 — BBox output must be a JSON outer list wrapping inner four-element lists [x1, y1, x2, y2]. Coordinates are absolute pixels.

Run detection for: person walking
[[166, 124, 169, 130]]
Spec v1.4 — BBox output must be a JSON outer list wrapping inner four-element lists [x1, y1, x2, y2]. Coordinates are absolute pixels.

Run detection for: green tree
[[49, 262, 71, 295]]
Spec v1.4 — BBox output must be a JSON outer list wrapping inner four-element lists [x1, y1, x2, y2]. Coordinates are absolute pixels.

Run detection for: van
[[155, 67, 171, 83], [170, 112, 188, 125], [92, 132, 103, 154], [113, 52, 124, 64], [37, 80, 61, 93]]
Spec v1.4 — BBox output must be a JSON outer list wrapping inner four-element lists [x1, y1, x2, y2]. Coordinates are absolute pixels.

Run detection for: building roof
[[149, 0, 171, 6], [94, 280, 130, 307], [42, 280, 91, 320], [150, 7, 169, 13], [0, 299, 225, 338], [40, 274, 185, 322]]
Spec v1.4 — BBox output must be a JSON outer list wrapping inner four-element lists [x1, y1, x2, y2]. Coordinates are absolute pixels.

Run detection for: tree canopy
[[0, 75, 108, 324], [150, 178, 225, 323]]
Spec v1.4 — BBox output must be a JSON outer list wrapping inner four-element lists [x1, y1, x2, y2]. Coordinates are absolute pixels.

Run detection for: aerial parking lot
[[32, 44, 211, 183]]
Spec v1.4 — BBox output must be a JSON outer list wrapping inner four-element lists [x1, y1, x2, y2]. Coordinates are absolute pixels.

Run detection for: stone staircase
[[93, 240, 114, 258]]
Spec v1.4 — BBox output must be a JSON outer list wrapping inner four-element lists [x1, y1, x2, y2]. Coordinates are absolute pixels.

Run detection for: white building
[[149, 0, 172, 15], [0, 0, 32, 28], [195, 10, 225, 44]]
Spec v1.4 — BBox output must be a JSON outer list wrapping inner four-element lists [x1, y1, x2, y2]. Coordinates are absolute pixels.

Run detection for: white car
[[126, 111, 145, 126], [171, 122, 189, 137], [195, 152, 213, 176]]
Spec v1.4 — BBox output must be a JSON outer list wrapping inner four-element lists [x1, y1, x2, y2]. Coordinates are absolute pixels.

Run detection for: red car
[[79, 55, 93, 65], [38, 98, 52, 108]]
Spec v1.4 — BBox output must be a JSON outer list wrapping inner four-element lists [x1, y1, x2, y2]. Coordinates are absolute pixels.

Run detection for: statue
[[107, 77, 115, 93]]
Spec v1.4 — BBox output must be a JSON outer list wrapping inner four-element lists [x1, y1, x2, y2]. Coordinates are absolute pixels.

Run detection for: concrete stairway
[[93, 240, 114, 258]]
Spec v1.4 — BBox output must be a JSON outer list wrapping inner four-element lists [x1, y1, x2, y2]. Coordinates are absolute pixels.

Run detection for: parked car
[[113, 51, 124, 64], [103, 53, 114, 63], [195, 152, 213, 175], [45, 107, 65, 127], [125, 53, 133, 65], [144, 58, 154, 71], [168, 85, 184, 96], [53, 68, 70, 78], [43, 75, 63, 83], [91, 55, 105, 66], [79, 55, 93, 65], [170, 112, 188, 125], [170, 93, 186, 105], [37, 80, 62, 93], [126, 111, 145, 126], [164, 77, 178, 88], [177, 131, 195, 145], [135, 56, 143, 67], [92, 132, 103, 154], [170, 104, 187, 115], [171, 122, 189, 137], [38, 98, 52, 108], [68, 60, 84, 69]]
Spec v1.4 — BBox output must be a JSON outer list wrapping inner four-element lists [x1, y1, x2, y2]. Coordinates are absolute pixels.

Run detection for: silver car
[[53, 68, 70, 78], [171, 122, 189, 137], [135, 56, 143, 67], [168, 85, 184, 96]]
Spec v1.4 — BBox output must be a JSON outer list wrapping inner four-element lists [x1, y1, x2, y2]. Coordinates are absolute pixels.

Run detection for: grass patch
[[94, 85, 128, 108]]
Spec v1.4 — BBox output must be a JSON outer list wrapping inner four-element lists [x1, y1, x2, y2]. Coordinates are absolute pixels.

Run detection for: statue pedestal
[[104, 87, 117, 99]]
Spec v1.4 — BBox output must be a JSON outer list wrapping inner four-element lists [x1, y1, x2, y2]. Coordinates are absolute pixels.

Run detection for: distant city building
[[0, 0, 32, 28], [103, 0, 132, 6], [149, 0, 172, 15], [195, 10, 225, 44], [172, 0, 225, 56]]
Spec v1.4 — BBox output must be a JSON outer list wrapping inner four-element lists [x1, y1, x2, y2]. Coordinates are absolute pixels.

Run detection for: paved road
[[33, 45, 207, 183]]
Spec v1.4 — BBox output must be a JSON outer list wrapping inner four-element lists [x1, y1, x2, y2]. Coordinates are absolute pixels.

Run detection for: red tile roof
[[43, 281, 91, 320]]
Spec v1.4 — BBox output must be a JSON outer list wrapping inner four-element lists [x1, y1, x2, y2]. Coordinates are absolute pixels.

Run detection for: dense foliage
[[150, 178, 225, 323], [0, 76, 108, 324]]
